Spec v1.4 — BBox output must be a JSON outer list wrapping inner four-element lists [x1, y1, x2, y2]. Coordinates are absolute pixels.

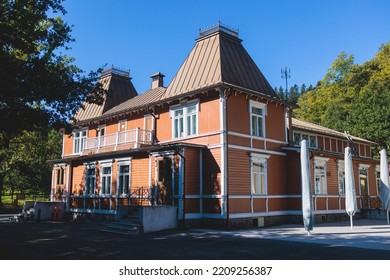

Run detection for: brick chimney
[[150, 72, 165, 89]]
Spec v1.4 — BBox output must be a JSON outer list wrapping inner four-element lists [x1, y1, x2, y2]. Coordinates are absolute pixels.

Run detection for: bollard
[[37, 208, 41, 223], [53, 206, 57, 221]]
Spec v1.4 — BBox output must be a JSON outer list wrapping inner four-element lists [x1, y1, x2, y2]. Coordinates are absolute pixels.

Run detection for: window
[[171, 101, 198, 139], [118, 164, 130, 195], [251, 154, 269, 195], [250, 101, 266, 137], [56, 167, 65, 186], [101, 166, 112, 195], [314, 158, 328, 194], [73, 129, 87, 154], [338, 160, 345, 195], [309, 135, 317, 148], [376, 167, 381, 195], [293, 132, 317, 148], [85, 165, 96, 195], [293, 132, 301, 146]]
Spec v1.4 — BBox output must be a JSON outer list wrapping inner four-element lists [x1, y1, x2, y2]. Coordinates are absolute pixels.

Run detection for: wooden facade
[[51, 23, 381, 227]]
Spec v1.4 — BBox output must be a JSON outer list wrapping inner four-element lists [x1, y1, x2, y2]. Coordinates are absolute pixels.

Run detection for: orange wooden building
[[50, 23, 381, 227]]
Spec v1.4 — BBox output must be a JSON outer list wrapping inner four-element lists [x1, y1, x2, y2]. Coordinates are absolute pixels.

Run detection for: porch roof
[[49, 142, 207, 164]]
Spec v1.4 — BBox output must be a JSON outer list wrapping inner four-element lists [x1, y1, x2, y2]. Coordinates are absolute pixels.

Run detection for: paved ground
[[0, 218, 389, 260]]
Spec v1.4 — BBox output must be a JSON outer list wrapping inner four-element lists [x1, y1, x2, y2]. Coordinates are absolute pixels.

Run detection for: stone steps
[[102, 207, 143, 235]]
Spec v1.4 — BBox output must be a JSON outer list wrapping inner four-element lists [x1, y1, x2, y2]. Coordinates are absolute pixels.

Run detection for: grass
[[1, 194, 49, 208]]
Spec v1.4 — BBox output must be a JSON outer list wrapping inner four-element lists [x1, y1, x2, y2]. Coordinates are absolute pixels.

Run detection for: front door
[[157, 157, 173, 205]]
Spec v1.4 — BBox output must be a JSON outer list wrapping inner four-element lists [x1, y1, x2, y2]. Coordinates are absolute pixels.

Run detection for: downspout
[[66, 159, 73, 212], [220, 89, 230, 225], [287, 106, 294, 146], [176, 148, 186, 226]]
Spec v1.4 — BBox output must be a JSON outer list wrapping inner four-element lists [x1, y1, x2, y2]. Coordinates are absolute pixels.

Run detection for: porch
[[66, 186, 171, 216]]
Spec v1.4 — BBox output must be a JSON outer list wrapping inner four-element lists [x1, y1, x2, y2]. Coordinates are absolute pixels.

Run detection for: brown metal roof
[[74, 67, 138, 122], [292, 117, 377, 145], [103, 86, 166, 117], [162, 24, 277, 100]]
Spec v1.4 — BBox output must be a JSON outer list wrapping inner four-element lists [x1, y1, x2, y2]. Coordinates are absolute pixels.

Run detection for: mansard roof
[[74, 67, 138, 122], [161, 22, 277, 101]]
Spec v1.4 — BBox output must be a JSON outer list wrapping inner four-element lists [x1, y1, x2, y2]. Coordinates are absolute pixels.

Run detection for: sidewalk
[[195, 219, 390, 251]]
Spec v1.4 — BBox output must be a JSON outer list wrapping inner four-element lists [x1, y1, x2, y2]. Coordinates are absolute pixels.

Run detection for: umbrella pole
[[387, 211, 389, 225], [350, 215, 353, 230]]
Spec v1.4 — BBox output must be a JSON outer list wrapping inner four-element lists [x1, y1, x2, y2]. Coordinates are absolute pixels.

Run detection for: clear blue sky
[[61, 0, 390, 94]]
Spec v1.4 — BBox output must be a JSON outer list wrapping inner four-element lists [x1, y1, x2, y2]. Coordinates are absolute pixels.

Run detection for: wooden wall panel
[[228, 148, 250, 195], [185, 148, 200, 195], [131, 158, 150, 189]]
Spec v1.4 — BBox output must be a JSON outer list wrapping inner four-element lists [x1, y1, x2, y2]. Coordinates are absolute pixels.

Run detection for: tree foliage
[[0, 0, 104, 136], [2, 129, 62, 197], [0, 0, 105, 206], [295, 42, 390, 155]]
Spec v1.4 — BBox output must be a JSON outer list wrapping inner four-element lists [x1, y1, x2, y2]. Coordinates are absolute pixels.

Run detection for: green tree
[[0, 0, 105, 206], [0, 0, 104, 135], [2, 128, 62, 203], [287, 84, 300, 104], [295, 42, 390, 156]]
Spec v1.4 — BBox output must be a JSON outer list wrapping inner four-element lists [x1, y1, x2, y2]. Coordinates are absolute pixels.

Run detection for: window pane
[[179, 118, 183, 137], [257, 117, 263, 137], [187, 115, 191, 135], [310, 135, 317, 148], [293, 133, 301, 146], [174, 109, 183, 116], [192, 114, 197, 135], [252, 107, 262, 115], [302, 134, 309, 141], [174, 119, 178, 138], [120, 165, 129, 173], [252, 116, 258, 136], [124, 175, 129, 194], [187, 105, 196, 113]]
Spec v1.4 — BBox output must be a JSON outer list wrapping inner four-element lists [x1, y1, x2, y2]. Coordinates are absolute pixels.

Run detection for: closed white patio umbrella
[[345, 147, 357, 229], [380, 149, 390, 224], [300, 139, 314, 234]]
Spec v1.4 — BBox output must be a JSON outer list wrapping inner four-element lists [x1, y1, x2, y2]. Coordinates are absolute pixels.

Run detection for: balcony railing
[[84, 128, 153, 151]]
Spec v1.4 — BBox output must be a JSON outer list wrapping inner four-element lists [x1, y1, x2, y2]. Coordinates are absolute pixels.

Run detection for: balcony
[[84, 128, 153, 151]]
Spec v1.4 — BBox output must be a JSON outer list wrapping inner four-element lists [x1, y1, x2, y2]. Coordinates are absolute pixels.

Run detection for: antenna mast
[[281, 67, 291, 100]]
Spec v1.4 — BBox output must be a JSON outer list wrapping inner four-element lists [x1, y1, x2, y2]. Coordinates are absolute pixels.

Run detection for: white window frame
[[170, 100, 199, 139], [84, 163, 96, 196], [117, 159, 131, 197], [100, 161, 112, 196], [314, 157, 329, 195], [249, 100, 266, 138], [73, 128, 87, 154], [338, 160, 345, 195], [250, 153, 270, 195]]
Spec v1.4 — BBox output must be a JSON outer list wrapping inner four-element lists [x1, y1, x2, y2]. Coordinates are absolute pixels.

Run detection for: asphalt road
[[0, 221, 389, 260]]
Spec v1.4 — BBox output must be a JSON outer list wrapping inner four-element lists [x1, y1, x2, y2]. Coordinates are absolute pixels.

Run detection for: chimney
[[150, 72, 165, 89]]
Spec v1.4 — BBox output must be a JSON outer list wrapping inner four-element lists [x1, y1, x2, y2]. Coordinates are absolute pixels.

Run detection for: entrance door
[[157, 157, 173, 205]]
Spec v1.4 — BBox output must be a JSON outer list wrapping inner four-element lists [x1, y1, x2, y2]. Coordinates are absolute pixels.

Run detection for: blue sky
[[61, 0, 390, 94]]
